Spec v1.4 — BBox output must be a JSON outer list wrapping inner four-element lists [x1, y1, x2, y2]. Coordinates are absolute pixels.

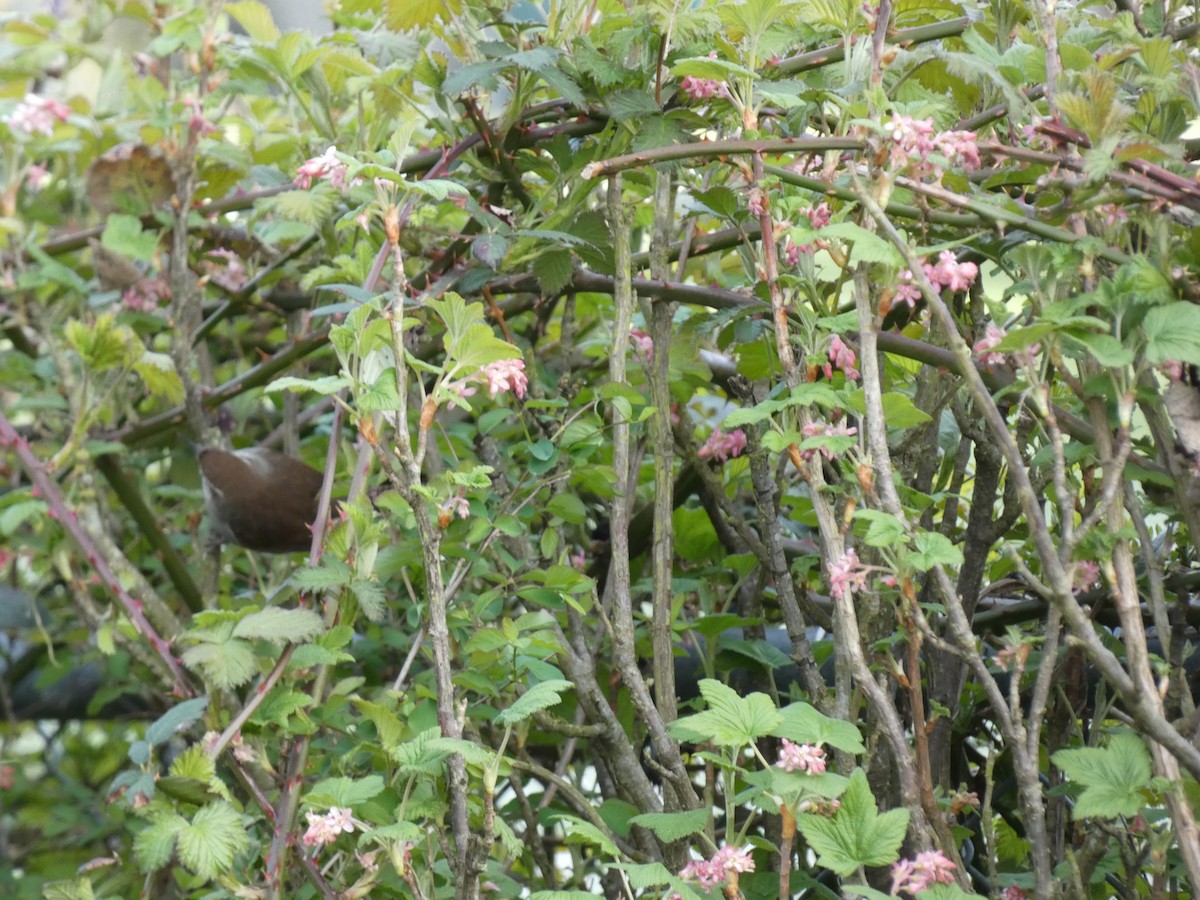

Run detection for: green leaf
[[41, 878, 97, 900], [292, 559, 352, 592], [1142, 303, 1200, 366], [796, 770, 908, 875], [100, 214, 158, 263], [496, 679, 574, 726], [306, 774, 385, 808], [722, 382, 842, 427], [224, 0, 280, 42], [232, 607, 324, 643], [175, 802, 251, 880], [855, 509, 907, 547], [181, 640, 258, 691], [355, 699, 406, 752], [821, 223, 901, 265], [533, 248, 575, 295], [907, 531, 965, 572], [546, 492, 587, 524], [133, 810, 186, 872], [145, 696, 210, 747], [351, 577, 387, 622], [133, 351, 184, 403], [668, 679, 780, 746], [1052, 731, 1152, 819], [773, 702, 865, 754], [627, 809, 709, 842], [845, 391, 932, 428], [265, 374, 351, 395], [552, 814, 619, 857]]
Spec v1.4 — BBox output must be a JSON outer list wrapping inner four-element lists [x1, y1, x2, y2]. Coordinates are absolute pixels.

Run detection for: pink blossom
[[1073, 560, 1100, 594], [698, 428, 747, 463], [440, 496, 470, 521], [302, 807, 355, 849], [185, 97, 217, 136], [203, 248, 248, 292], [679, 75, 729, 101], [630, 328, 654, 360], [1162, 360, 1186, 382], [926, 250, 978, 293], [893, 270, 923, 309], [25, 163, 51, 191], [680, 845, 755, 888], [804, 202, 832, 229], [777, 739, 827, 774], [477, 358, 528, 398], [748, 188, 768, 218], [784, 239, 806, 266], [890, 849, 957, 895], [822, 335, 860, 381], [122, 278, 170, 313], [883, 114, 979, 177], [828, 548, 869, 602], [798, 420, 858, 462], [5, 94, 71, 136], [294, 146, 355, 190], [973, 323, 1008, 368]]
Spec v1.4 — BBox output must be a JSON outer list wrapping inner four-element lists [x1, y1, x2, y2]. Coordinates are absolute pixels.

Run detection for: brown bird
[[197, 446, 325, 553]]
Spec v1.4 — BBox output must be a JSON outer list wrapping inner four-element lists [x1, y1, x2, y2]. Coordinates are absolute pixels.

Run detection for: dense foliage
[[2, 0, 1200, 897]]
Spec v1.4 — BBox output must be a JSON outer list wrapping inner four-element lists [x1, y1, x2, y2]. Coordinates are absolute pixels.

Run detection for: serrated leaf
[[668, 679, 780, 746], [384, 0, 456, 29], [627, 809, 709, 842], [181, 640, 258, 690], [175, 802, 251, 879], [145, 696, 210, 747], [533, 248, 574, 295], [267, 186, 337, 227], [443, 60, 506, 96], [496, 679, 574, 726], [722, 382, 841, 427], [1142, 303, 1200, 366], [355, 699, 406, 752], [134, 351, 184, 403], [306, 774, 385, 807], [821, 223, 900, 265], [224, 1, 279, 41], [773, 702, 865, 754], [100, 214, 158, 263], [232, 607, 324, 643], [796, 770, 908, 875], [855, 509, 907, 548], [1052, 731, 1151, 819], [351, 577, 387, 622], [907, 530, 964, 572], [292, 559, 352, 592], [133, 810, 186, 872], [41, 878, 97, 900]]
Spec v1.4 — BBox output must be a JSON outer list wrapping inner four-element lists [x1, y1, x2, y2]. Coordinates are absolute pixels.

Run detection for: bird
[[196, 446, 326, 553]]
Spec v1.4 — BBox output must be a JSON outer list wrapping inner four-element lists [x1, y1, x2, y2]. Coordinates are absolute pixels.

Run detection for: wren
[[197, 446, 325, 553]]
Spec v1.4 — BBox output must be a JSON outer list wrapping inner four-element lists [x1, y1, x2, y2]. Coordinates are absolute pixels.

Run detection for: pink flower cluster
[[1072, 560, 1100, 594], [784, 203, 833, 262], [890, 849, 957, 895], [798, 419, 858, 462], [440, 496, 470, 521], [680, 75, 730, 100], [5, 94, 71, 136], [294, 146, 358, 190], [629, 328, 653, 361], [828, 548, 869, 601], [822, 335, 860, 381], [448, 358, 529, 401], [884, 114, 980, 176], [748, 188, 769, 217], [302, 807, 355, 849], [698, 428, 747, 463], [123, 278, 170, 313], [893, 250, 979, 310], [679, 845, 755, 888], [972, 323, 1039, 369], [777, 739, 827, 774]]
